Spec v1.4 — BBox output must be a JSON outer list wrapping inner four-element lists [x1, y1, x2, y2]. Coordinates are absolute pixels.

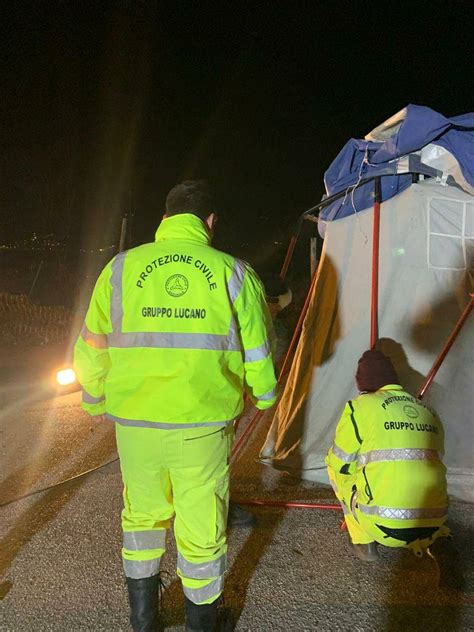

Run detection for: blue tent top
[[320, 105, 474, 224]]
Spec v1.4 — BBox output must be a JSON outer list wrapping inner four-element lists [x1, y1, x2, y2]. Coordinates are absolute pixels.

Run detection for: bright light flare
[[56, 368, 77, 386]]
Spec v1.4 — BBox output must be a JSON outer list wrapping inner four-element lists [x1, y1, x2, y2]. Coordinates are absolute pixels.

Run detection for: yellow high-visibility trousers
[[116, 423, 233, 604], [327, 465, 449, 551]]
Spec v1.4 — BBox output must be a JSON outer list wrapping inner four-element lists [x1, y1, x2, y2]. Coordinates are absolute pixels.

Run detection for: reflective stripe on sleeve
[[227, 259, 246, 304], [331, 444, 359, 463], [244, 339, 272, 363], [123, 530, 167, 552], [82, 390, 105, 405], [358, 448, 440, 466], [358, 504, 447, 520], [123, 557, 161, 579], [256, 387, 277, 401], [106, 414, 232, 429], [183, 576, 224, 605], [107, 330, 241, 351], [110, 252, 127, 332], [81, 324, 108, 349], [177, 553, 226, 580]]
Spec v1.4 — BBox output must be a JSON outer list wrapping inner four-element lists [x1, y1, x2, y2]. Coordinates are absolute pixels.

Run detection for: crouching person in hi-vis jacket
[[326, 350, 449, 562], [74, 180, 278, 632]]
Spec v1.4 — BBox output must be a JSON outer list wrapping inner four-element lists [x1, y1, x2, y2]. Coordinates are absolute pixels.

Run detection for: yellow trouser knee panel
[[116, 424, 233, 602]]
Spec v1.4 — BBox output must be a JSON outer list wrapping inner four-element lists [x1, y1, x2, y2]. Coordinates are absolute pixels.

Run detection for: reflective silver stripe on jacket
[[177, 553, 226, 580], [244, 339, 272, 363], [123, 557, 161, 579], [107, 330, 241, 351], [81, 324, 108, 349], [331, 444, 358, 462], [227, 259, 247, 304], [110, 252, 127, 332], [183, 576, 224, 604], [358, 504, 447, 520], [123, 530, 167, 551], [82, 390, 105, 405], [257, 387, 277, 401], [358, 448, 440, 466], [107, 413, 232, 430]]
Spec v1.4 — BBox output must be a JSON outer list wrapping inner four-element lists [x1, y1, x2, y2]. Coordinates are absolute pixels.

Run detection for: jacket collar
[[155, 214, 211, 245], [359, 384, 403, 395]]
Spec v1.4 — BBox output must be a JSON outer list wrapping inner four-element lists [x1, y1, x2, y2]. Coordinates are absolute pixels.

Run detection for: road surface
[[1, 388, 473, 631]]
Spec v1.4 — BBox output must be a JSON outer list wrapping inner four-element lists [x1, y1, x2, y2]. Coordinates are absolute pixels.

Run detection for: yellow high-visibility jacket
[[74, 214, 278, 428], [326, 385, 448, 528]]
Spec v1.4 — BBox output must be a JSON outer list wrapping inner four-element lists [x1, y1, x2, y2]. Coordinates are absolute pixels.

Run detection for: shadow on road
[[384, 520, 472, 631]]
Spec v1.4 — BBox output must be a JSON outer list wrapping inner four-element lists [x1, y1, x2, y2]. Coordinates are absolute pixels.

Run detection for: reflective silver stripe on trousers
[[227, 259, 247, 303], [358, 448, 440, 466], [331, 444, 358, 463], [123, 530, 167, 551], [177, 553, 226, 580], [110, 252, 127, 332], [123, 557, 161, 579], [107, 413, 232, 430], [358, 504, 447, 520], [107, 330, 241, 351], [183, 576, 224, 604], [81, 324, 108, 349], [257, 387, 277, 401], [244, 339, 272, 363], [82, 390, 105, 405]]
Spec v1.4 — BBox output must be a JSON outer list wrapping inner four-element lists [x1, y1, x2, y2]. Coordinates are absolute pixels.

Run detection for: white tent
[[261, 107, 474, 502]]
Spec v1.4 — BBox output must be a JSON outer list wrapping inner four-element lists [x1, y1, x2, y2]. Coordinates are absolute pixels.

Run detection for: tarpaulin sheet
[[321, 105, 474, 224]]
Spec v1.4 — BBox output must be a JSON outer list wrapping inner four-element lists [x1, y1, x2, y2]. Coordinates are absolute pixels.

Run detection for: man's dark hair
[[165, 180, 215, 221]]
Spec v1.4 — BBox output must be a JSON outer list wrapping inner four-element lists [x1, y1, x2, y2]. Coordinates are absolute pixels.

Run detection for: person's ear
[[205, 213, 217, 232]]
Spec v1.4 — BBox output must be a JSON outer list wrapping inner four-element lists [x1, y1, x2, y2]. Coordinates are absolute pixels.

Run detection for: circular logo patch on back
[[403, 404, 419, 419], [165, 274, 189, 297]]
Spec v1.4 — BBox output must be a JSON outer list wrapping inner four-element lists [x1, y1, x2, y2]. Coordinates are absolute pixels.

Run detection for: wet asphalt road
[[0, 390, 473, 631]]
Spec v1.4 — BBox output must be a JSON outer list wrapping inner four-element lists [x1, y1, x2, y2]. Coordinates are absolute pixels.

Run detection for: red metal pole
[[370, 177, 382, 349], [280, 235, 297, 281], [277, 265, 319, 384], [233, 499, 342, 510], [231, 410, 263, 460], [417, 293, 473, 400], [280, 215, 306, 281]]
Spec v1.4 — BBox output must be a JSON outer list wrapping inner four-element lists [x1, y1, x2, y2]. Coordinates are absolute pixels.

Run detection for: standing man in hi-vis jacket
[[74, 180, 278, 632]]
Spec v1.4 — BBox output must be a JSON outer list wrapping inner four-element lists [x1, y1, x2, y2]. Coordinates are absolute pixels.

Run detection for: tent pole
[[278, 265, 319, 384], [417, 293, 473, 400], [370, 177, 382, 349], [232, 499, 342, 511], [280, 215, 305, 281]]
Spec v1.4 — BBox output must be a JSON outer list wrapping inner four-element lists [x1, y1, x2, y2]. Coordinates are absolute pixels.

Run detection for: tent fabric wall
[[261, 180, 474, 502]]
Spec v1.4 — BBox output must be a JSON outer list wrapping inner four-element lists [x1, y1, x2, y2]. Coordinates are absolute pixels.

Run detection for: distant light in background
[[56, 368, 76, 386], [392, 247, 405, 257]]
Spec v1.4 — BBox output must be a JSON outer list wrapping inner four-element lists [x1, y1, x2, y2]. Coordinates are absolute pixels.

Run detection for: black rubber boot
[[185, 595, 219, 632], [126, 575, 162, 632], [227, 502, 257, 528]]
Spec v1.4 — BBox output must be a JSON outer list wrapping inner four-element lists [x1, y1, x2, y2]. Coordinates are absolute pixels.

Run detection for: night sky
[[2, 1, 473, 268]]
